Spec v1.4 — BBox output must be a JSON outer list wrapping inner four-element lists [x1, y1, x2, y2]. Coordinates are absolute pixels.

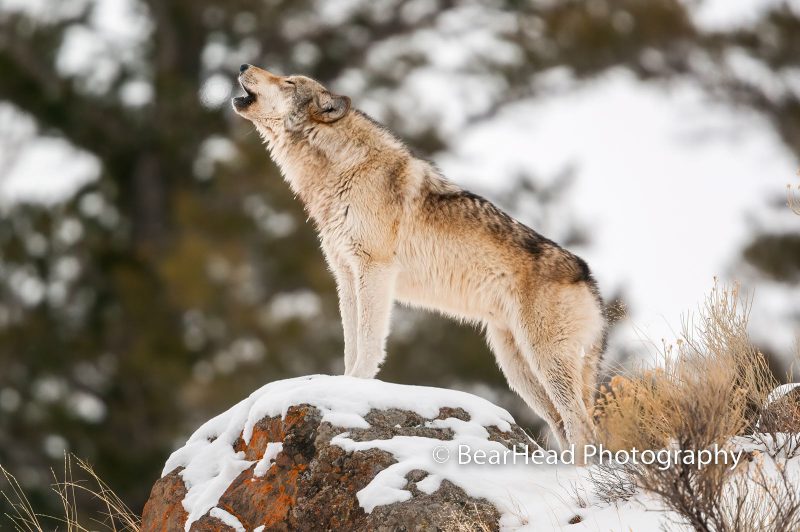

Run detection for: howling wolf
[[232, 64, 606, 449]]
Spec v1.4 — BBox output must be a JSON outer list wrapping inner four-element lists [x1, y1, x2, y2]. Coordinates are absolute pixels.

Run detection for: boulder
[[141, 375, 538, 531]]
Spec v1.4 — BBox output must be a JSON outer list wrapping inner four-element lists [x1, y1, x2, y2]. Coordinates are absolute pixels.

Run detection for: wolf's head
[[232, 64, 351, 136]]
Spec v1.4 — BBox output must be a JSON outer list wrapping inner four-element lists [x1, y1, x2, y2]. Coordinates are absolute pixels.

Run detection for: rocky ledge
[[140, 375, 538, 531]]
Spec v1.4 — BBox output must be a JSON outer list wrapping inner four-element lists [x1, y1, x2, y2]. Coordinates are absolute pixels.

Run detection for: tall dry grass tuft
[[1, 455, 140, 532], [590, 282, 800, 532]]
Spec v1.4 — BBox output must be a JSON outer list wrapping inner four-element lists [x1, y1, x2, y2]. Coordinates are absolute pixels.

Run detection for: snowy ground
[[165, 375, 691, 531]]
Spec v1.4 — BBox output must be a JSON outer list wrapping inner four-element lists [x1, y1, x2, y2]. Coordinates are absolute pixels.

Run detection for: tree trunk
[[130, 151, 170, 251]]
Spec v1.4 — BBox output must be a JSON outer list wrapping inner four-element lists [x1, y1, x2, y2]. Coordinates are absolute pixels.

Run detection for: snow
[[767, 383, 800, 405], [209, 507, 245, 532], [253, 442, 283, 477], [331, 415, 673, 530], [163, 375, 676, 530], [235, 374, 514, 443], [686, 0, 800, 31], [176, 451, 252, 532], [0, 105, 100, 208]]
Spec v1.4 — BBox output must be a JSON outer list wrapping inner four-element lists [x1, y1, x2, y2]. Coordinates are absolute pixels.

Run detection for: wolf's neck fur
[[259, 111, 409, 217]]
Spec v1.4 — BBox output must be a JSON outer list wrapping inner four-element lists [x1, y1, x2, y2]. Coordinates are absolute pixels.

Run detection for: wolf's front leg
[[322, 243, 360, 374], [350, 262, 396, 378], [331, 264, 359, 375]]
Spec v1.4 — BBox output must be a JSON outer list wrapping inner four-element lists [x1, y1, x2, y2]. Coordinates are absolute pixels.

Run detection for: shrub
[[591, 283, 800, 532]]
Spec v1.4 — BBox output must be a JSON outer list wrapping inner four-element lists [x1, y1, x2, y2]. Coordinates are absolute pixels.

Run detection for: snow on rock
[[760, 383, 800, 435], [158, 375, 518, 530], [208, 507, 245, 532], [767, 383, 800, 405], [253, 441, 283, 477], [143, 375, 677, 531]]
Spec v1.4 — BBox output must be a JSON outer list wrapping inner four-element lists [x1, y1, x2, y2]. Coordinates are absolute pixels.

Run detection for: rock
[[141, 469, 188, 531], [140, 376, 539, 531]]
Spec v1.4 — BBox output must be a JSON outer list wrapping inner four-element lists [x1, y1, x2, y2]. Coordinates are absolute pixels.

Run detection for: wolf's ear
[[309, 91, 351, 124]]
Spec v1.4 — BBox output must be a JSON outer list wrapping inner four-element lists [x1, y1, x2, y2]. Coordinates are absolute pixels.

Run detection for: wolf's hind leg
[[486, 325, 568, 449], [581, 342, 604, 413], [517, 330, 595, 452]]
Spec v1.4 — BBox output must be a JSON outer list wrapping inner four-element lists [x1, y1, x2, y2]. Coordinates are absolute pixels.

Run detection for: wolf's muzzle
[[233, 76, 256, 110]]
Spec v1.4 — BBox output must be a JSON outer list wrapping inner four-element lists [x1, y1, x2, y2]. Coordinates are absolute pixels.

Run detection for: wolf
[[232, 64, 606, 449]]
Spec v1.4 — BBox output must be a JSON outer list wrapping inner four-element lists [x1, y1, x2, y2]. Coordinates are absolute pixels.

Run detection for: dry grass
[[565, 480, 590, 509], [1, 455, 140, 532], [590, 282, 800, 532], [441, 502, 496, 532], [588, 461, 637, 505], [716, 453, 800, 532], [593, 283, 773, 452]]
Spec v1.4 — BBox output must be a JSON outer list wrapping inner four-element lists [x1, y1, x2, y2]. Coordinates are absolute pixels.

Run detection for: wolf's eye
[[284, 79, 295, 86]]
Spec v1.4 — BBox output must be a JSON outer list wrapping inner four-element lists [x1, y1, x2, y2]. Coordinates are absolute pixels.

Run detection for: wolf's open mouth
[[233, 80, 256, 110]]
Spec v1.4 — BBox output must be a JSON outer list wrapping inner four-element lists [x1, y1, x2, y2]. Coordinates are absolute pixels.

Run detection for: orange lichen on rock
[[218, 449, 307, 529], [140, 469, 189, 532]]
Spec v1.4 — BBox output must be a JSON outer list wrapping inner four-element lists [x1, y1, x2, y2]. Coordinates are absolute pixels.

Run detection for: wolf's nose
[[239, 64, 250, 73]]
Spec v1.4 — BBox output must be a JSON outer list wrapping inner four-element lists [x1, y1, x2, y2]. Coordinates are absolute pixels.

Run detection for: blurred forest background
[[0, 0, 798, 520]]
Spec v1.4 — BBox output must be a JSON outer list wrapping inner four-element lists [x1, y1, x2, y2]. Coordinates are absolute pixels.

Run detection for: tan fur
[[233, 65, 606, 449]]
